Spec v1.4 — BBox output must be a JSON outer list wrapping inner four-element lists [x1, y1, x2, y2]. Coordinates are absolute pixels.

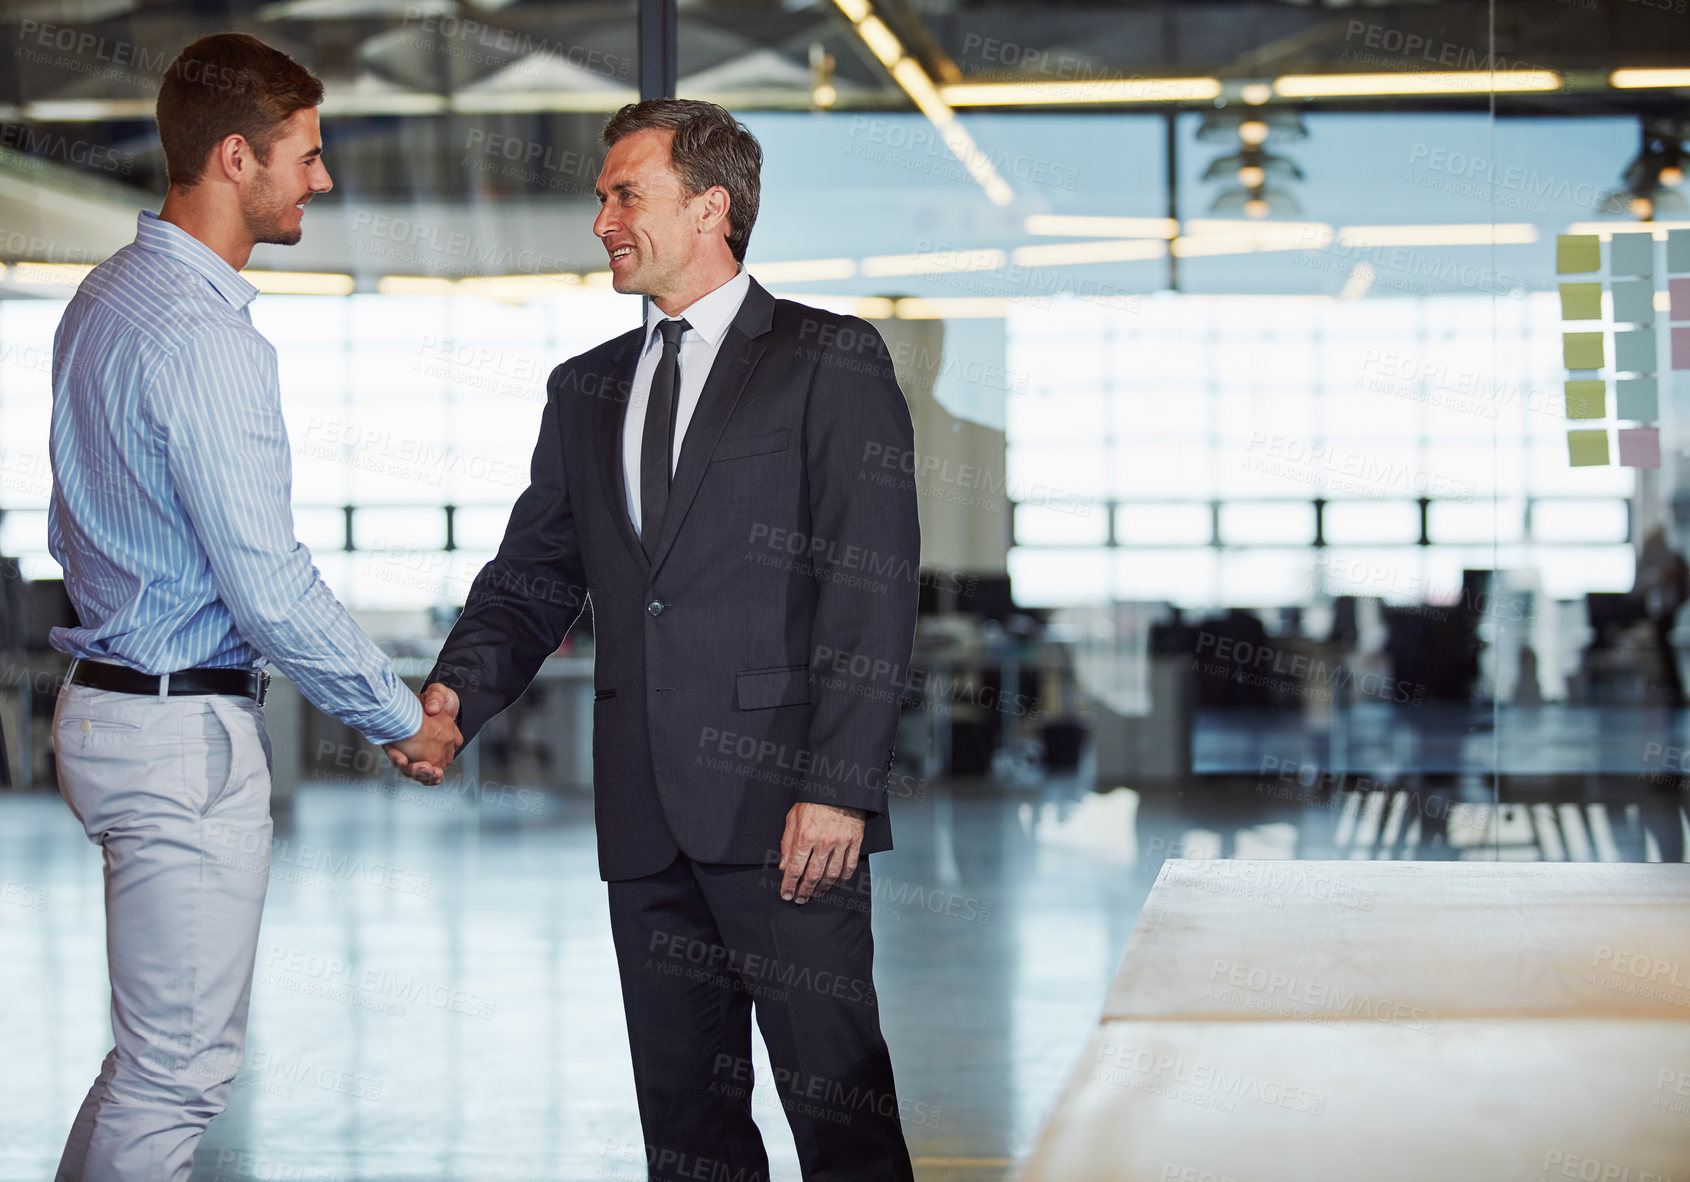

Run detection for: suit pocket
[[711, 428, 789, 463], [594, 689, 617, 701], [735, 664, 811, 710]]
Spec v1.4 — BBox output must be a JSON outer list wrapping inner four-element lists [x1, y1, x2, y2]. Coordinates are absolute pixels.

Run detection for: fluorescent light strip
[[748, 258, 858, 283], [1337, 224, 1538, 247], [860, 248, 1006, 277], [1172, 230, 1333, 257], [377, 276, 458, 297], [940, 77, 1222, 106], [1024, 215, 1179, 239], [245, 270, 355, 296], [457, 274, 582, 302], [1274, 70, 1561, 97], [895, 298, 1010, 319], [1010, 240, 1167, 267], [1610, 69, 1690, 89], [1184, 219, 1331, 240], [830, 0, 1013, 207]]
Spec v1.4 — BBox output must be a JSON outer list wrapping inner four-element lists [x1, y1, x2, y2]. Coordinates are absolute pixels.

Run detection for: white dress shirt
[[622, 266, 752, 535]]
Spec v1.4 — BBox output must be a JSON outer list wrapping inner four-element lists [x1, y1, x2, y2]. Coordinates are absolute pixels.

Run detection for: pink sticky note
[[1676, 326, 1690, 370], [1619, 426, 1661, 469], [1674, 278, 1690, 321]]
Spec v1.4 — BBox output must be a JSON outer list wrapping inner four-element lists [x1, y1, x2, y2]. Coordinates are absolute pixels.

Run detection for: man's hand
[[383, 683, 462, 786], [779, 802, 868, 903]]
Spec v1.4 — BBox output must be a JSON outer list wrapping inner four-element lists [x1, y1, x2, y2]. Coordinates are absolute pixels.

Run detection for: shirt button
[[648, 600, 665, 617]]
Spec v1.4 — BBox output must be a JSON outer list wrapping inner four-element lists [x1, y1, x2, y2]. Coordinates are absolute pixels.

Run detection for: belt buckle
[[256, 671, 271, 706]]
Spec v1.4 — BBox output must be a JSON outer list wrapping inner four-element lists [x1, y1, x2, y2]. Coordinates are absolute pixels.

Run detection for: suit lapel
[[591, 335, 645, 563], [650, 279, 777, 573]]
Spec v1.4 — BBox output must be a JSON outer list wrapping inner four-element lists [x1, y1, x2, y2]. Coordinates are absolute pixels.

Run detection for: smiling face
[[240, 106, 332, 246], [592, 128, 722, 307]]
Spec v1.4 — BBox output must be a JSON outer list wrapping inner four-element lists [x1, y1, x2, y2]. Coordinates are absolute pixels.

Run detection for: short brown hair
[[602, 99, 762, 263], [156, 33, 324, 189]]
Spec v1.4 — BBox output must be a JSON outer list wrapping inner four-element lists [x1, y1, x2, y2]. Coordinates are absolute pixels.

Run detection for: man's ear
[[213, 133, 253, 185], [698, 185, 731, 236]]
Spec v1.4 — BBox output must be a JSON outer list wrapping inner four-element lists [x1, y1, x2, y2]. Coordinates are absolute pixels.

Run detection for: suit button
[[648, 600, 665, 616]]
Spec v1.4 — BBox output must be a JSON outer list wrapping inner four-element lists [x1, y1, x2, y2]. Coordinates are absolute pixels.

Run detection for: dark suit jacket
[[427, 278, 921, 881]]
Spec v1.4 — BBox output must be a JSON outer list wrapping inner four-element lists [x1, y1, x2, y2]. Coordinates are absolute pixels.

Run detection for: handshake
[[382, 683, 464, 787]]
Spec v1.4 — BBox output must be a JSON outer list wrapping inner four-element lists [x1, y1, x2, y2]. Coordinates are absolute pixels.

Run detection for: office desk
[[1020, 860, 1690, 1182]]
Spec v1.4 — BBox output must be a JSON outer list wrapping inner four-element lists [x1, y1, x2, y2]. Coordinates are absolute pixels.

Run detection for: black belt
[[69, 660, 270, 705]]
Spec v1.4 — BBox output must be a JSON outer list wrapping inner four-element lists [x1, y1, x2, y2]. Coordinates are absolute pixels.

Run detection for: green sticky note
[[1558, 234, 1600, 274], [1564, 331, 1604, 370], [1568, 429, 1610, 467], [1564, 379, 1605, 419], [1560, 282, 1603, 321], [1616, 377, 1658, 421]]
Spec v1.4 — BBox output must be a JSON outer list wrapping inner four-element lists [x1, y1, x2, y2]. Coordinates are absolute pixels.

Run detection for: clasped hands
[[383, 682, 462, 786], [382, 682, 868, 905]]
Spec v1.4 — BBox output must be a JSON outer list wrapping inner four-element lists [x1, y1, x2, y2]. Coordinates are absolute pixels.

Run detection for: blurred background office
[[1, 0, 1688, 1178]]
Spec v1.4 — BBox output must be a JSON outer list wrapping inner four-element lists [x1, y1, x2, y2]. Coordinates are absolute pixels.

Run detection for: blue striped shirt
[[47, 210, 424, 746]]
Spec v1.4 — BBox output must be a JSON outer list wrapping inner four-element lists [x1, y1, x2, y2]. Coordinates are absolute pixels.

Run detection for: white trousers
[[51, 679, 273, 1182]]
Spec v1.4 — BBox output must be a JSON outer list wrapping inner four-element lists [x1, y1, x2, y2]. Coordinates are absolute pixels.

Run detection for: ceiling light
[[1237, 165, 1266, 188], [1274, 70, 1561, 97], [939, 77, 1223, 106], [854, 15, 903, 69], [747, 258, 858, 283], [245, 270, 355, 296], [1023, 215, 1179, 239], [1336, 224, 1538, 247], [1010, 240, 1168, 267], [1239, 120, 1269, 146], [1244, 199, 1269, 219], [861, 248, 1006, 277], [1240, 83, 1272, 106], [1611, 69, 1690, 89]]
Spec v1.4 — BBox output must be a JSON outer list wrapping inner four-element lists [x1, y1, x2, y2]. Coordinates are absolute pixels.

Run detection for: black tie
[[640, 317, 690, 561]]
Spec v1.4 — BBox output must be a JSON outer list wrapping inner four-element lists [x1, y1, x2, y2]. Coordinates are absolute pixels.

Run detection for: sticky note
[[1612, 279, 1655, 324], [1669, 229, 1690, 273], [1557, 234, 1600, 274], [1675, 326, 1690, 371], [1612, 233, 1655, 278], [1619, 426, 1660, 469], [1616, 377, 1658, 421], [1565, 379, 1606, 419], [1616, 328, 1657, 373], [1672, 278, 1690, 321], [1568, 429, 1610, 467], [1564, 331, 1604, 371], [1560, 282, 1603, 321]]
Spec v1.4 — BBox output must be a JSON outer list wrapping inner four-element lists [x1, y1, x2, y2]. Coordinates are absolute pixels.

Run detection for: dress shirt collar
[[642, 265, 751, 353], [134, 210, 260, 311]]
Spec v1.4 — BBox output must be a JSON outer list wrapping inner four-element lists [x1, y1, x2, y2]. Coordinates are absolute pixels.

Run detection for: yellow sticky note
[[1558, 234, 1600, 274], [1564, 379, 1605, 419], [1568, 429, 1610, 467], [1559, 282, 1602, 321], [1563, 331, 1604, 370]]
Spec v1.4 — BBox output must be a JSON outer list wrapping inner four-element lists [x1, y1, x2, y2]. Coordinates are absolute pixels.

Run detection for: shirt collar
[[643, 266, 751, 353], [134, 210, 260, 311]]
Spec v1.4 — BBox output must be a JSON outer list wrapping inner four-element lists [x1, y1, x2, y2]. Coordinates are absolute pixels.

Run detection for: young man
[[47, 34, 459, 1181], [403, 100, 920, 1178]]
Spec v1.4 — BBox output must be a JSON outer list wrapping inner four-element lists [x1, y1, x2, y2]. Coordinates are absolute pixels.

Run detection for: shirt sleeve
[[152, 323, 424, 746]]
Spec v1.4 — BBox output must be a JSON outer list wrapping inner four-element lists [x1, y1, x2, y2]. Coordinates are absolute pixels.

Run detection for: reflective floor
[[1, 720, 1686, 1181]]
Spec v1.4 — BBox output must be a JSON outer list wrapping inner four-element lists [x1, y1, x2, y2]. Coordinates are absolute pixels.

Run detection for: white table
[[1020, 859, 1690, 1182]]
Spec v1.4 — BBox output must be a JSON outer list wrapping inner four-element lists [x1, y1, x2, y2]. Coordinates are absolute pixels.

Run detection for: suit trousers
[[607, 853, 915, 1182], [51, 681, 273, 1182]]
